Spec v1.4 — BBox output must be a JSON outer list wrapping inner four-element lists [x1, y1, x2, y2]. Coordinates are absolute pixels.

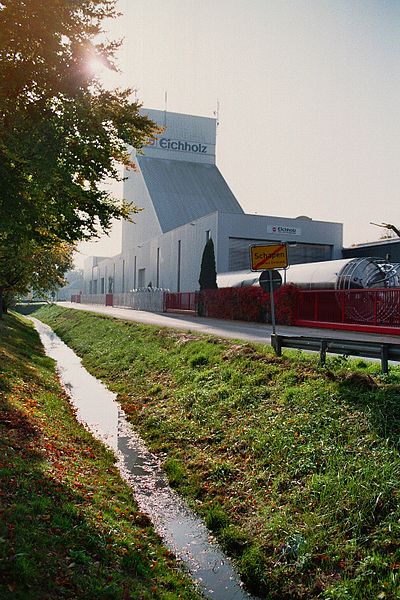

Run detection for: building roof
[[344, 237, 400, 249], [137, 156, 244, 233]]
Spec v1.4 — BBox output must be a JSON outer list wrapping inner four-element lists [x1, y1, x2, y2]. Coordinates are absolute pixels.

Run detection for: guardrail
[[271, 334, 400, 374]]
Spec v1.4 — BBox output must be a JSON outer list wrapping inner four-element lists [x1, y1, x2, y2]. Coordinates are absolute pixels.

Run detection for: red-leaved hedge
[[197, 284, 300, 325]]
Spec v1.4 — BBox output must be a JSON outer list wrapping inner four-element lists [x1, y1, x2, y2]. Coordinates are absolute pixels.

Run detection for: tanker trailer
[[217, 257, 400, 290], [284, 257, 400, 289]]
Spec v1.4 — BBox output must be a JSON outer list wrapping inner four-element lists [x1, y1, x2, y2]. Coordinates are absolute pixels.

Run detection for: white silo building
[[83, 108, 343, 295]]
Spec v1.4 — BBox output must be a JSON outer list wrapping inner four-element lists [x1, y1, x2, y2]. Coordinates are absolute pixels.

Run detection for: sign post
[[259, 270, 282, 335], [250, 244, 288, 337], [269, 271, 277, 335]]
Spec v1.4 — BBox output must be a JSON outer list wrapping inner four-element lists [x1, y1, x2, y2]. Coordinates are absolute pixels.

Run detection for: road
[[59, 302, 400, 346]]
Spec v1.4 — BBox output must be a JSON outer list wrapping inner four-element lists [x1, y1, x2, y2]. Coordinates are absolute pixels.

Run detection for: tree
[[0, 1, 158, 246], [199, 238, 218, 290], [0, 239, 74, 317], [0, 0, 159, 315]]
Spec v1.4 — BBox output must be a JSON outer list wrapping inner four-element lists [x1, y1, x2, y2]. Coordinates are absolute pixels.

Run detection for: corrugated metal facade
[[137, 156, 243, 233], [228, 238, 333, 271]]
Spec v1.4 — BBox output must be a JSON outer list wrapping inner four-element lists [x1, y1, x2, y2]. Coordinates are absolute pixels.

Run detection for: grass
[[0, 311, 202, 600], [27, 305, 400, 599]]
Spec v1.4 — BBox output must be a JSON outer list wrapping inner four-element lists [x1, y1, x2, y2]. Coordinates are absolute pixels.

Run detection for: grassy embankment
[[30, 305, 400, 599], [0, 311, 202, 600]]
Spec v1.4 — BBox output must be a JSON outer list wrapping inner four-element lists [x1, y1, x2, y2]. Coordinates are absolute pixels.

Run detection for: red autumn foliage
[[197, 284, 300, 325]]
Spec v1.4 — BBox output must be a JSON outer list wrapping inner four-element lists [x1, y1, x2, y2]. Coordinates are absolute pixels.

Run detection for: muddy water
[[31, 318, 257, 600]]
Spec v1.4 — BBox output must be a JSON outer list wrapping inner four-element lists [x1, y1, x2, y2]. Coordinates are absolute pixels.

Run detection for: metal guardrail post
[[271, 334, 282, 356]]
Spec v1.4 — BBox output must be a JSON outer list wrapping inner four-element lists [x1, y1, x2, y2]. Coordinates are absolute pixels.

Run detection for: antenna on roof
[[213, 98, 220, 127], [164, 91, 168, 127]]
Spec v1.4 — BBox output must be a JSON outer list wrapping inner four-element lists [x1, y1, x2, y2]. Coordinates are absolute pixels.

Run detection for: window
[[138, 268, 146, 288], [206, 230, 210, 242], [100, 277, 105, 294]]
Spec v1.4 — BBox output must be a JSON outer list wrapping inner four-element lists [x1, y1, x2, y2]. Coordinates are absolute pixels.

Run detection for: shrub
[[197, 284, 300, 325]]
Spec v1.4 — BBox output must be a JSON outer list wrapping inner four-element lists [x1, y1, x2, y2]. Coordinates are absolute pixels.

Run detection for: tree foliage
[[199, 238, 218, 291], [0, 0, 158, 312], [0, 239, 74, 316]]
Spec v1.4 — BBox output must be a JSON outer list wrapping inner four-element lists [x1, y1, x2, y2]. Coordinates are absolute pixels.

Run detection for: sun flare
[[86, 55, 106, 76]]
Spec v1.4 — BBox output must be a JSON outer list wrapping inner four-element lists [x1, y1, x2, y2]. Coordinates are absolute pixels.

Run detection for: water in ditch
[[31, 318, 257, 600]]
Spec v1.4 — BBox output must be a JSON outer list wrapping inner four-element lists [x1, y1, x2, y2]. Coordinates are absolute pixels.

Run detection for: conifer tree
[[199, 238, 218, 290]]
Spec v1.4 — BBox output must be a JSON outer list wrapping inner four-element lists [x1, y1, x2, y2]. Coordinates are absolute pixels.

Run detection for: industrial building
[[343, 238, 400, 263], [82, 109, 343, 295]]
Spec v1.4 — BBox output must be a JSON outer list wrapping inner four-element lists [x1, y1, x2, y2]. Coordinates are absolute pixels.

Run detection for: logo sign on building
[[250, 243, 288, 271], [267, 224, 301, 236], [147, 136, 211, 155]]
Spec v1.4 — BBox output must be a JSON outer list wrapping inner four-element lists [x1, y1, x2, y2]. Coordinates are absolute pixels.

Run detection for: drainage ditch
[[31, 318, 257, 600]]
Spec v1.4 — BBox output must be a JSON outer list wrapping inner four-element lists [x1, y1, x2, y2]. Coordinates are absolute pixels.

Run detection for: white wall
[[122, 153, 163, 252], [141, 108, 216, 165], [86, 211, 342, 294]]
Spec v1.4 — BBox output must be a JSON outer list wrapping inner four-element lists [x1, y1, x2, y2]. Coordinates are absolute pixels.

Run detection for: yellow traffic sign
[[250, 244, 288, 271]]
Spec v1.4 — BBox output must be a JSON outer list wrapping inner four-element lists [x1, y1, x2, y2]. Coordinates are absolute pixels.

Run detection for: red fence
[[164, 292, 197, 312], [164, 288, 400, 334], [294, 288, 400, 333]]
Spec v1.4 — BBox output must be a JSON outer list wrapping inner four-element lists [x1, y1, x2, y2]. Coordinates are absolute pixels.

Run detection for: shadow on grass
[[336, 369, 400, 449], [0, 398, 159, 599], [13, 303, 50, 316], [0, 311, 52, 384], [0, 313, 197, 600]]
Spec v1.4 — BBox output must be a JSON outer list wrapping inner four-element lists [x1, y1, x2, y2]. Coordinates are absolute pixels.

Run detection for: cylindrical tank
[[217, 258, 400, 290], [285, 258, 400, 289]]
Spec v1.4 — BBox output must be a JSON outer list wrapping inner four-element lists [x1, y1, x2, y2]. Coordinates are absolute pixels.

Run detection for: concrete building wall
[[122, 160, 163, 252], [217, 213, 343, 273], [142, 108, 217, 165], [84, 211, 342, 294], [110, 213, 218, 293]]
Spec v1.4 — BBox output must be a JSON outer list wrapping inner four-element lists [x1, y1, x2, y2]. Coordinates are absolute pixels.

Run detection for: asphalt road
[[59, 302, 400, 346]]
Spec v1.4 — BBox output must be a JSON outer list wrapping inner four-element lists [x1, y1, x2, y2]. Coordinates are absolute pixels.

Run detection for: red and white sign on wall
[[267, 224, 301, 236]]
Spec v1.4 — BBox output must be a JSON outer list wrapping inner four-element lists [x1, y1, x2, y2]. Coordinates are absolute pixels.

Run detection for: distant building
[[82, 109, 343, 294], [343, 238, 400, 263], [57, 270, 84, 300]]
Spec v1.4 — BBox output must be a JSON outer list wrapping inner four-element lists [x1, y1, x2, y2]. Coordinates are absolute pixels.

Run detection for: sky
[[76, 0, 400, 268]]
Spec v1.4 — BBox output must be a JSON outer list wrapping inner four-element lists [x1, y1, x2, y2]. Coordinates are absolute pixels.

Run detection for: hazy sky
[[76, 0, 400, 267]]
